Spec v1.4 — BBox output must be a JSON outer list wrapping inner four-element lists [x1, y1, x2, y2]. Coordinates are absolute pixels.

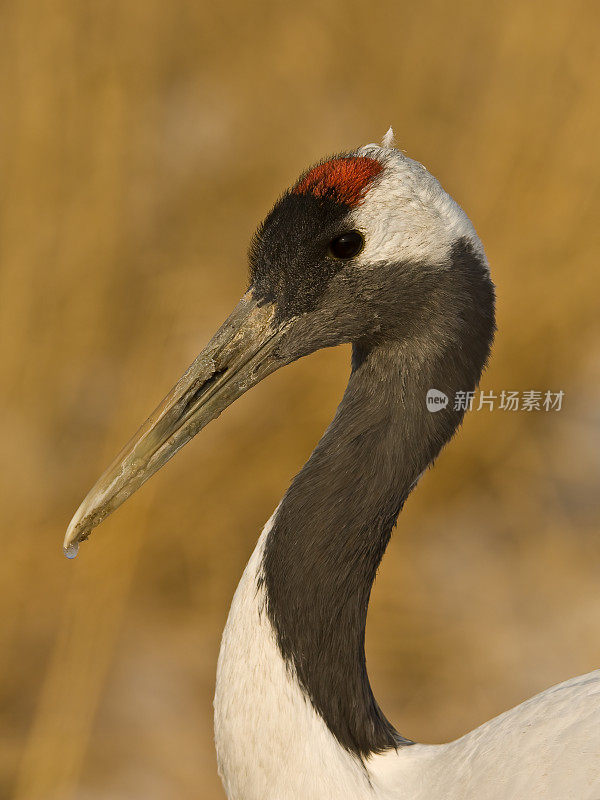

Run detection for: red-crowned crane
[[64, 131, 600, 799]]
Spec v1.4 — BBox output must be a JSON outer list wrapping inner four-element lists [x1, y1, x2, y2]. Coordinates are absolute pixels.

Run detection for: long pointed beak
[[63, 291, 286, 558]]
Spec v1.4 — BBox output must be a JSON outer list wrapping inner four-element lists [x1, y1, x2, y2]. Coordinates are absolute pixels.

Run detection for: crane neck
[[261, 240, 495, 759]]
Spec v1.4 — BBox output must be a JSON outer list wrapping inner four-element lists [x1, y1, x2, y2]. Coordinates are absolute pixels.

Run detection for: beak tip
[[63, 513, 88, 559]]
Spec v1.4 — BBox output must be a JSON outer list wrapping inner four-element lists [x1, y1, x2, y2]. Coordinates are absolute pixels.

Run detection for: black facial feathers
[[249, 191, 352, 318], [249, 152, 384, 319]]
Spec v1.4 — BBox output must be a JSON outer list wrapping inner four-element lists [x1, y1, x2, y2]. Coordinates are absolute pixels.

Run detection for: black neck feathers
[[261, 238, 495, 759]]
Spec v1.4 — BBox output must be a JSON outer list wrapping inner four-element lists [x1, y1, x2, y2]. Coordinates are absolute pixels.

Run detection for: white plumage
[[215, 515, 600, 800]]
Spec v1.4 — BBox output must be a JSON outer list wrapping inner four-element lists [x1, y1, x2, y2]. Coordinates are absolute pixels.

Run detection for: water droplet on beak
[[64, 542, 79, 559]]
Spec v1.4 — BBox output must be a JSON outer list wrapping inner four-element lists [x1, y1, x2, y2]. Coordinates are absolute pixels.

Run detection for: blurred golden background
[[2, 0, 600, 797]]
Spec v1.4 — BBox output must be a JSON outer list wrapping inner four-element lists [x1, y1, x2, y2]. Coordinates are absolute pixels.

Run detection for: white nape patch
[[354, 143, 487, 269], [381, 127, 395, 149], [214, 511, 373, 800]]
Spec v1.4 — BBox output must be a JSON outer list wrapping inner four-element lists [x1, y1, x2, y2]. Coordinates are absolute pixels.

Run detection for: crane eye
[[328, 231, 364, 260]]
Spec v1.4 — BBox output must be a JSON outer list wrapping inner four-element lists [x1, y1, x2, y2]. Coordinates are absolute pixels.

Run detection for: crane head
[[63, 130, 493, 556]]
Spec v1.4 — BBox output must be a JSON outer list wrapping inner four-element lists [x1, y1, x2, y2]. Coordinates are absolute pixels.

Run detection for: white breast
[[214, 512, 373, 800], [214, 513, 600, 800]]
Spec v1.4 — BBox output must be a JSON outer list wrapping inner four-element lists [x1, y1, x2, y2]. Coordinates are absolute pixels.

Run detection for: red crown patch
[[293, 156, 383, 207]]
